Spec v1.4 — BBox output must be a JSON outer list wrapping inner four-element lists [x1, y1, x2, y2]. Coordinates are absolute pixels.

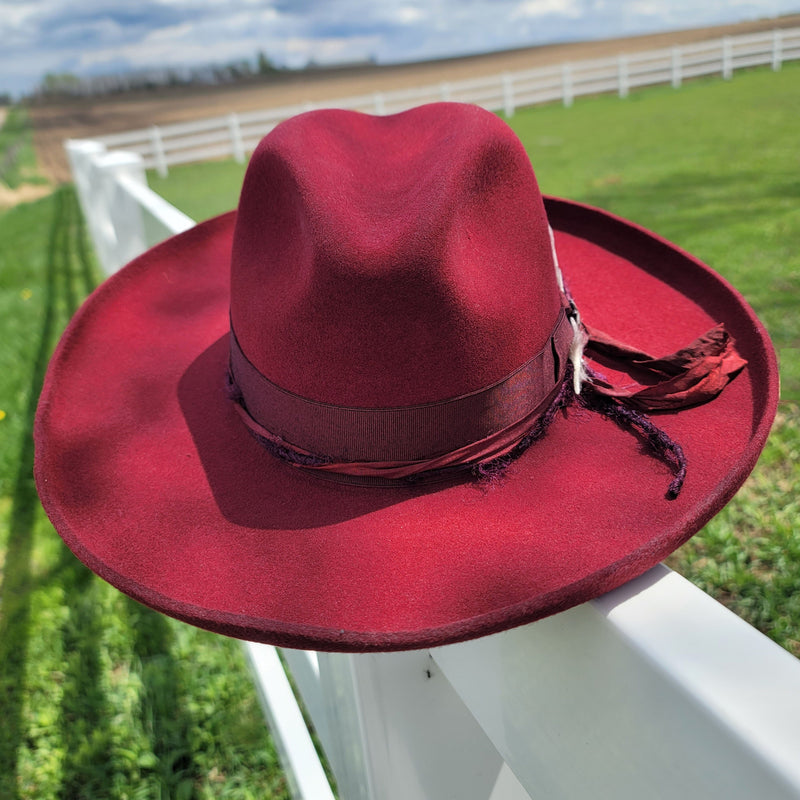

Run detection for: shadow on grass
[[0, 186, 203, 797], [57, 557, 115, 800], [0, 187, 67, 799], [125, 599, 201, 796], [580, 168, 800, 246]]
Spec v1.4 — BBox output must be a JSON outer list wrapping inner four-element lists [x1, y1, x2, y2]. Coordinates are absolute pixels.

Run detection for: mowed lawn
[[0, 62, 798, 799]]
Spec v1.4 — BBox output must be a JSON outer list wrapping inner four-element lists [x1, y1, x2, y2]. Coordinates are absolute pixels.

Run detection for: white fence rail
[[95, 26, 800, 177], [66, 135, 800, 798]]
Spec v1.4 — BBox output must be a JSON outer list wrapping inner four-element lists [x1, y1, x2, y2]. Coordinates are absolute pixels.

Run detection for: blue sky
[[1, 0, 797, 97]]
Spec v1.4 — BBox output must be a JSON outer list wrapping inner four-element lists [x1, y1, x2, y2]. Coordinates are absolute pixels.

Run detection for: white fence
[[94, 26, 800, 177], [66, 133, 800, 798]]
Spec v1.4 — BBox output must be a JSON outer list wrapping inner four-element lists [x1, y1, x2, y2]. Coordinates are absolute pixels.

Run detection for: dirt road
[[27, 14, 800, 183]]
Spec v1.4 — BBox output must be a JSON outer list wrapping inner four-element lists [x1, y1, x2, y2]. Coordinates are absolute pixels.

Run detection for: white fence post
[[300, 649, 534, 800], [94, 151, 148, 274], [65, 139, 107, 251], [723, 36, 733, 79], [502, 73, 516, 118], [671, 46, 682, 88], [228, 112, 245, 163], [618, 55, 629, 98], [150, 125, 168, 177], [562, 63, 573, 107], [244, 644, 336, 800], [65, 140, 194, 275], [772, 29, 783, 71]]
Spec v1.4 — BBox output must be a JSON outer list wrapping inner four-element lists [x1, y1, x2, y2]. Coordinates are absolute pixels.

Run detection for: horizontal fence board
[[734, 53, 776, 69], [629, 69, 673, 88], [158, 115, 234, 137], [514, 88, 565, 106], [433, 565, 800, 800], [239, 123, 279, 142], [160, 128, 235, 153], [575, 78, 620, 96], [733, 42, 774, 57], [164, 143, 237, 165], [681, 63, 724, 79], [98, 131, 151, 148], [629, 58, 672, 75]]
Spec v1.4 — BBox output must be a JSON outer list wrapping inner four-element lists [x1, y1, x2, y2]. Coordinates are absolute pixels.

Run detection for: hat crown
[[231, 103, 562, 406]]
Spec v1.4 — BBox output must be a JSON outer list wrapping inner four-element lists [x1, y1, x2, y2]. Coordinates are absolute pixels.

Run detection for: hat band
[[228, 306, 573, 471]]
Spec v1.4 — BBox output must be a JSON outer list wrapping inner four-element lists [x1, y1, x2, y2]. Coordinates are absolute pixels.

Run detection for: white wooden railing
[[93, 26, 800, 178], [65, 136, 800, 799]]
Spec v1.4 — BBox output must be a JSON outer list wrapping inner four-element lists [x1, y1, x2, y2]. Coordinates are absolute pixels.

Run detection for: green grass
[[0, 107, 48, 190], [148, 160, 246, 223], [149, 64, 800, 656], [0, 188, 290, 799]]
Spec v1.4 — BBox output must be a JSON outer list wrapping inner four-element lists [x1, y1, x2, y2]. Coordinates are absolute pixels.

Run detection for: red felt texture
[[230, 104, 561, 405], [34, 104, 778, 652]]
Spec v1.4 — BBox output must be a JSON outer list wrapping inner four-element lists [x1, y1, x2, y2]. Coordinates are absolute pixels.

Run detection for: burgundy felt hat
[[35, 103, 778, 652]]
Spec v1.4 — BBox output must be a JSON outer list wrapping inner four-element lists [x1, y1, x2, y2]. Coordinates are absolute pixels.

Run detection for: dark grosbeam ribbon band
[[228, 306, 574, 479]]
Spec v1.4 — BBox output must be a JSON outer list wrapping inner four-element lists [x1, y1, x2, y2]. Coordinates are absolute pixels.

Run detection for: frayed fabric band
[[228, 305, 573, 474], [577, 375, 688, 499], [583, 323, 747, 411], [228, 356, 691, 497], [227, 370, 570, 487]]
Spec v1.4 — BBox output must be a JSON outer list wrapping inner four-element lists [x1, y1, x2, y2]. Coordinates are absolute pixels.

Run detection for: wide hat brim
[[35, 197, 778, 652]]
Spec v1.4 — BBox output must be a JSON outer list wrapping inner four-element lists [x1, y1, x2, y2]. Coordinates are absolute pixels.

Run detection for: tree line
[[34, 51, 375, 99]]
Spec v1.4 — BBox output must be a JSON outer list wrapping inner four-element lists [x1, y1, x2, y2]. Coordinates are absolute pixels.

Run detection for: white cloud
[[145, 21, 195, 43], [394, 5, 426, 25], [512, 0, 581, 19]]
